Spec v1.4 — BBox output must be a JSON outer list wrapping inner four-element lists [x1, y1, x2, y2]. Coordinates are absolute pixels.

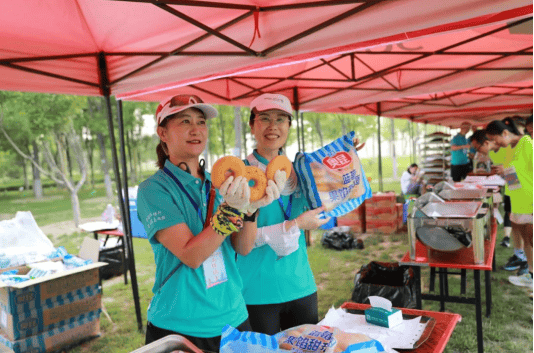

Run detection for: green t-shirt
[[237, 152, 317, 305], [488, 145, 514, 167], [506, 136, 533, 215], [489, 145, 515, 195], [137, 160, 248, 337]]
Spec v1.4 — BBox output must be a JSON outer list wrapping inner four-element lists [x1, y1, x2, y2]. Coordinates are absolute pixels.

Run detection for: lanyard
[[277, 195, 293, 221], [163, 167, 211, 225]]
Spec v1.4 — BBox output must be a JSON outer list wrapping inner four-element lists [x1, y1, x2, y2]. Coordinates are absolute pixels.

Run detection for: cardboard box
[[1, 292, 101, 341], [365, 206, 397, 221], [366, 220, 397, 234], [337, 219, 365, 234], [0, 237, 106, 317], [364, 307, 402, 328], [365, 192, 396, 209], [0, 263, 106, 317], [0, 316, 100, 353], [337, 204, 365, 222]]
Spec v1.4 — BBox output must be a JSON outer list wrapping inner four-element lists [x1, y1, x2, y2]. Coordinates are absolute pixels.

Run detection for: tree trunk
[[126, 131, 136, 183], [32, 141, 43, 198], [233, 107, 242, 158], [97, 132, 113, 200], [70, 190, 82, 227], [242, 120, 248, 157], [314, 117, 324, 147], [21, 158, 29, 191], [86, 136, 95, 187], [390, 119, 398, 180], [63, 135, 74, 183], [218, 116, 227, 155]]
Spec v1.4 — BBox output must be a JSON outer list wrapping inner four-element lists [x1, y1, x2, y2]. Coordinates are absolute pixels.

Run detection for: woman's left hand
[[219, 176, 250, 211], [245, 180, 280, 214]]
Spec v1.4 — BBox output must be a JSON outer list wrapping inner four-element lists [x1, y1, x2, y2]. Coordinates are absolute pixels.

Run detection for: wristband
[[211, 203, 244, 237], [243, 209, 259, 222]]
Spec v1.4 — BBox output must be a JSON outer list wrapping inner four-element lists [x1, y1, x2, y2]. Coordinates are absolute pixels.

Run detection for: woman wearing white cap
[[136, 94, 257, 351], [236, 93, 330, 334]]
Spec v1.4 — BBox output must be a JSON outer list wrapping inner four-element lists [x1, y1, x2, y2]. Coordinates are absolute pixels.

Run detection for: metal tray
[[341, 305, 436, 350], [420, 201, 482, 218], [438, 189, 487, 200], [130, 335, 209, 353]]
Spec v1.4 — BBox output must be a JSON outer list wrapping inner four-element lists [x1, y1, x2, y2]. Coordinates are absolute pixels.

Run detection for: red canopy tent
[[1, 0, 532, 332], [118, 16, 533, 128]]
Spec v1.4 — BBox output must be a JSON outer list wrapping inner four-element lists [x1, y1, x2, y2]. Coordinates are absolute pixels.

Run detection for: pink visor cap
[[156, 94, 218, 125], [250, 94, 294, 117]]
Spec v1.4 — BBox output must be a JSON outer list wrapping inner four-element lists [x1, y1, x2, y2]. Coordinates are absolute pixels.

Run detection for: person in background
[[470, 130, 527, 276], [400, 163, 425, 196], [450, 121, 473, 181], [525, 115, 533, 138], [486, 118, 533, 291], [137, 94, 270, 352], [237, 93, 330, 335], [467, 125, 478, 173]]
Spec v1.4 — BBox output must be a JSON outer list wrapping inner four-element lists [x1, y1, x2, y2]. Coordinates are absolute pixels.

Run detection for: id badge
[[503, 166, 522, 191], [202, 247, 228, 289]]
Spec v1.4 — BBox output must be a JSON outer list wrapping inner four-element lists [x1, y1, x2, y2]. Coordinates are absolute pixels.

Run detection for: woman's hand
[[245, 180, 279, 214], [353, 138, 366, 151], [219, 176, 250, 211], [492, 165, 504, 176], [295, 207, 330, 230], [273, 170, 288, 194]]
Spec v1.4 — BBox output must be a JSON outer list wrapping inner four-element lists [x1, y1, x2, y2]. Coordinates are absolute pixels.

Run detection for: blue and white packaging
[[294, 131, 372, 219]]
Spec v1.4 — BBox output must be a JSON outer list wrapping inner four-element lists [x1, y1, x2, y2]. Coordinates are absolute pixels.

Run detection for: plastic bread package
[[294, 131, 372, 219], [219, 324, 385, 353]]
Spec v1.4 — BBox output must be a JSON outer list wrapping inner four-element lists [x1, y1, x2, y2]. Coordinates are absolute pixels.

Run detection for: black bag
[[99, 246, 125, 280], [352, 261, 416, 309], [321, 229, 356, 250]]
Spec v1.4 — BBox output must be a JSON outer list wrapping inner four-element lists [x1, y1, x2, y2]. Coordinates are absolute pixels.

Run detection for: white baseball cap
[[250, 93, 293, 117], [155, 94, 218, 125]]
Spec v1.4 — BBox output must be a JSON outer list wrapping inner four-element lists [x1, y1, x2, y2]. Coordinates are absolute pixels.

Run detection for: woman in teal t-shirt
[[137, 94, 263, 352], [486, 117, 533, 289], [236, 93, 330, 335]]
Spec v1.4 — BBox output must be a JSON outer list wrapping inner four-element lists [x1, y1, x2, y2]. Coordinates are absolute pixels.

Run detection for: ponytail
[[485, 117, 522, 136], [156, 141, 168, 169]]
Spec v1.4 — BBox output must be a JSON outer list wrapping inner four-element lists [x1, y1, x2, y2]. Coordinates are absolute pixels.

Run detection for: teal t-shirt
[[137, 159, 248, 337], [237, 151, 317, 305], [451, 133, 470, 166]]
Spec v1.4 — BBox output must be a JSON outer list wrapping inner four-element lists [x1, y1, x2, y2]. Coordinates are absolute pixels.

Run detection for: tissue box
[[364, 307, 403, 328]]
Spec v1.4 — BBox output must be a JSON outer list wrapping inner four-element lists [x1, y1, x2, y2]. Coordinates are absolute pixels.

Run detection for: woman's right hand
[[219, 176, 250, 211], [295, 207, 330, 230]]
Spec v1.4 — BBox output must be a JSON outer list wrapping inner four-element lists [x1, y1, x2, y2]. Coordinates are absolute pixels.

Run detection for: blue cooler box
[[129, 198, 147, 239]]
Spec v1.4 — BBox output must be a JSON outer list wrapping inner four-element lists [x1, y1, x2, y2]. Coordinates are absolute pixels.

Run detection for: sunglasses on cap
[[156, 94, 217, 125]]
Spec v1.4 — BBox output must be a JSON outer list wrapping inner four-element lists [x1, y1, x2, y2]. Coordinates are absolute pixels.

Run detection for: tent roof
[[117, 15, 533, 127], [1, 0, 531, 103]]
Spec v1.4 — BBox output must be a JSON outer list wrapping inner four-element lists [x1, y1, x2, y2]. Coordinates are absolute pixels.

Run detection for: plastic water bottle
[[63, 254, 93, 269], [47, 246, 68, 259]]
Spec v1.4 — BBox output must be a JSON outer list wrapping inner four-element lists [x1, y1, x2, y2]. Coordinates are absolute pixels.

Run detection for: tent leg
[[116, 99, 144, 332], [103, 96, 144, 332], [377, 103, 383, 192]]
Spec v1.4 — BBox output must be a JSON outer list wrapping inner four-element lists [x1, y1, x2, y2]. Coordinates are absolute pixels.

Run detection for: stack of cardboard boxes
[[365, 192, 398, 234], [336, 193, 408, 235], [0, 241, 106, 353], [337, 203, 366, 234]]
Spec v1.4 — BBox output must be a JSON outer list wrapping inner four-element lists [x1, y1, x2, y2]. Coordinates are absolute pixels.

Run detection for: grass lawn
[[47, 227, 533, 353], [0, 164, 532, 353]]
